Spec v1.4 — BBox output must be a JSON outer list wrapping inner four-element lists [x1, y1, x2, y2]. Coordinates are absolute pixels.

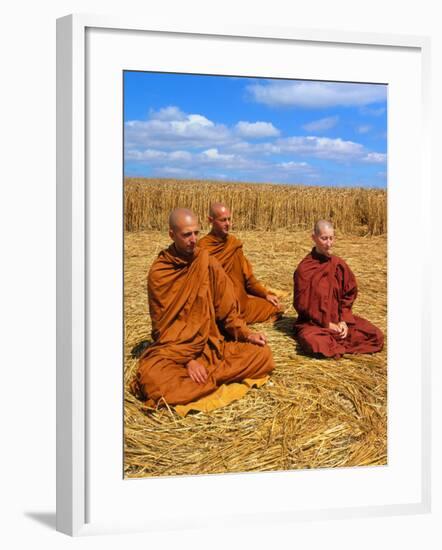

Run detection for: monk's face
[[210, 206, 232, 238], [170, 217, 200, 257], [312, 226, 335, 256]]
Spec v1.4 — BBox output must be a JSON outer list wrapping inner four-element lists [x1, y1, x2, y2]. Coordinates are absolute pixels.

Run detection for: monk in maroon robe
[[199, 202, 282, 324], [293, 220, 384, 358], [133, 208, 275, 409]]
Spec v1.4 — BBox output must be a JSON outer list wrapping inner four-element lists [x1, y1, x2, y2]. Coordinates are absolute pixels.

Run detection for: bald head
[[312, 219, 335, 256], [169, 208, 198, 231], [168, 208, 200, 257], [209, 202, 228, 218], [313, 220, 334, 236], [208, 202, 232, 239]]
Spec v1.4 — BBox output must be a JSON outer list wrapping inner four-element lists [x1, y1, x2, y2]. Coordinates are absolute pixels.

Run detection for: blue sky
[[124, 72, 387, 188]]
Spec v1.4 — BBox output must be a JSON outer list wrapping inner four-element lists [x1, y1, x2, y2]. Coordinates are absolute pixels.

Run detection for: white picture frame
[[56, 13, 431, 536]]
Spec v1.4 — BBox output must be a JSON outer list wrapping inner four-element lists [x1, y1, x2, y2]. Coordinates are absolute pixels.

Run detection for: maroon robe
[[293, 248, 384, 358]]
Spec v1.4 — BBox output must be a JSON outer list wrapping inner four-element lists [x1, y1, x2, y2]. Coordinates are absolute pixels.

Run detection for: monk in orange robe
[[133, 208, 275, 410], [199, 202, 282, 324], [293, 220, 384, 358]]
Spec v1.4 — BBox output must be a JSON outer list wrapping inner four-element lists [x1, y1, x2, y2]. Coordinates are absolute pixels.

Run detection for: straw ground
[[124, 229, 387, 478]]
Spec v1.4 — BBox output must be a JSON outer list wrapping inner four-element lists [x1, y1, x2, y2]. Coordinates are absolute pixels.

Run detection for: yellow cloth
[[174, 376, 269, 417]]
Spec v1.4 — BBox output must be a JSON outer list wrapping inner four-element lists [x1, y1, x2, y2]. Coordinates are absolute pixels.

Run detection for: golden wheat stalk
[[124, 178, 387, 236]]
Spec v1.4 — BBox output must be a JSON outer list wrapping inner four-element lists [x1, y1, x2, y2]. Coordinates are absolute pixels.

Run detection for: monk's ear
[[169, 228, 175, 241], [208, 216, 213, 224]]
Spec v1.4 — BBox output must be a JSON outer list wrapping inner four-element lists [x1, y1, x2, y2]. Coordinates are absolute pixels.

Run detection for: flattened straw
[[124, 228, 387, 478]]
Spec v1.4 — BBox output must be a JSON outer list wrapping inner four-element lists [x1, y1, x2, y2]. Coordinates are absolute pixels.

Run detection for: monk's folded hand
[[337, 321, 348, 339], [328, 322, 341, 333], [265, 294, 280, 308], [247, 332, 267, 347], [186, 360, 208, 384]]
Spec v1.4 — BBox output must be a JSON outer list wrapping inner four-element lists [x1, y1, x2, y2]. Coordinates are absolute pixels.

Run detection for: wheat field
[[125, 178, 387, 236], [124, 218, 387, 477]]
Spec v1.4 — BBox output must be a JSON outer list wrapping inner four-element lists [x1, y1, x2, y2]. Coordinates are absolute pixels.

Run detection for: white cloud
[[302, 116, 339, 132], [169, 150, 193, 161], [161, 166, 195, 177], [275, 136, 365, 160], [276, 161, 317, 178], [126, 137, 386, 176], [201, 148, 235, 161], [125, 149, 165, 160], [235, 121, 280, 138], [126, 143, 322, 182], [278, 161, 309, 170], [227, 141, 280, 155], [271, 161, 318, 181], [247, 81, 387, 108], [186, 114, 214, 127], [362, 152, 387, 163], [126, 145, 260, 173], [198, 149, 262, 171], [149, 106, 186, 121], [125, 149, 192, 161], [125, 107, 231, 150], [357, 125, 372, 134], [125, 105, 386, 186]]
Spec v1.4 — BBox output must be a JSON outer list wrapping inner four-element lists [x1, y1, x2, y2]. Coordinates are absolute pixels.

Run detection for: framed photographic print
[[57, 14, 431, 536]]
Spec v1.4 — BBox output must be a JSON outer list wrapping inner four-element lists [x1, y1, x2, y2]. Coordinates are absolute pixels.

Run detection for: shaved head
[[208, 202, 232, 239], [313, 219, 334, 235], [209, 202, 228, 218], [169, 208, 198, 231], [168, 208, 200, 257], [312, 220, 335, 256]]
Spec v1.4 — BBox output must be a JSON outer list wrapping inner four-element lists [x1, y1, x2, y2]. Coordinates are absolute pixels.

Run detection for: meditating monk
[[199, 202, 282, 324], [133, 208, 275, 412], [293, 220, 384, 358]]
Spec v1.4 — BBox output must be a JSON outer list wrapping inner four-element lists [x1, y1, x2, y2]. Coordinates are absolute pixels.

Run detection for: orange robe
[[293, 248, 384, 358], [134, 245, 275, 408], [198, 233, 281, 324]]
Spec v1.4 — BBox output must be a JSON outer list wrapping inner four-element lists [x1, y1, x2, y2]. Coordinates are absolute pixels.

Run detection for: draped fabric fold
[[199, 233, 281, 324]]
